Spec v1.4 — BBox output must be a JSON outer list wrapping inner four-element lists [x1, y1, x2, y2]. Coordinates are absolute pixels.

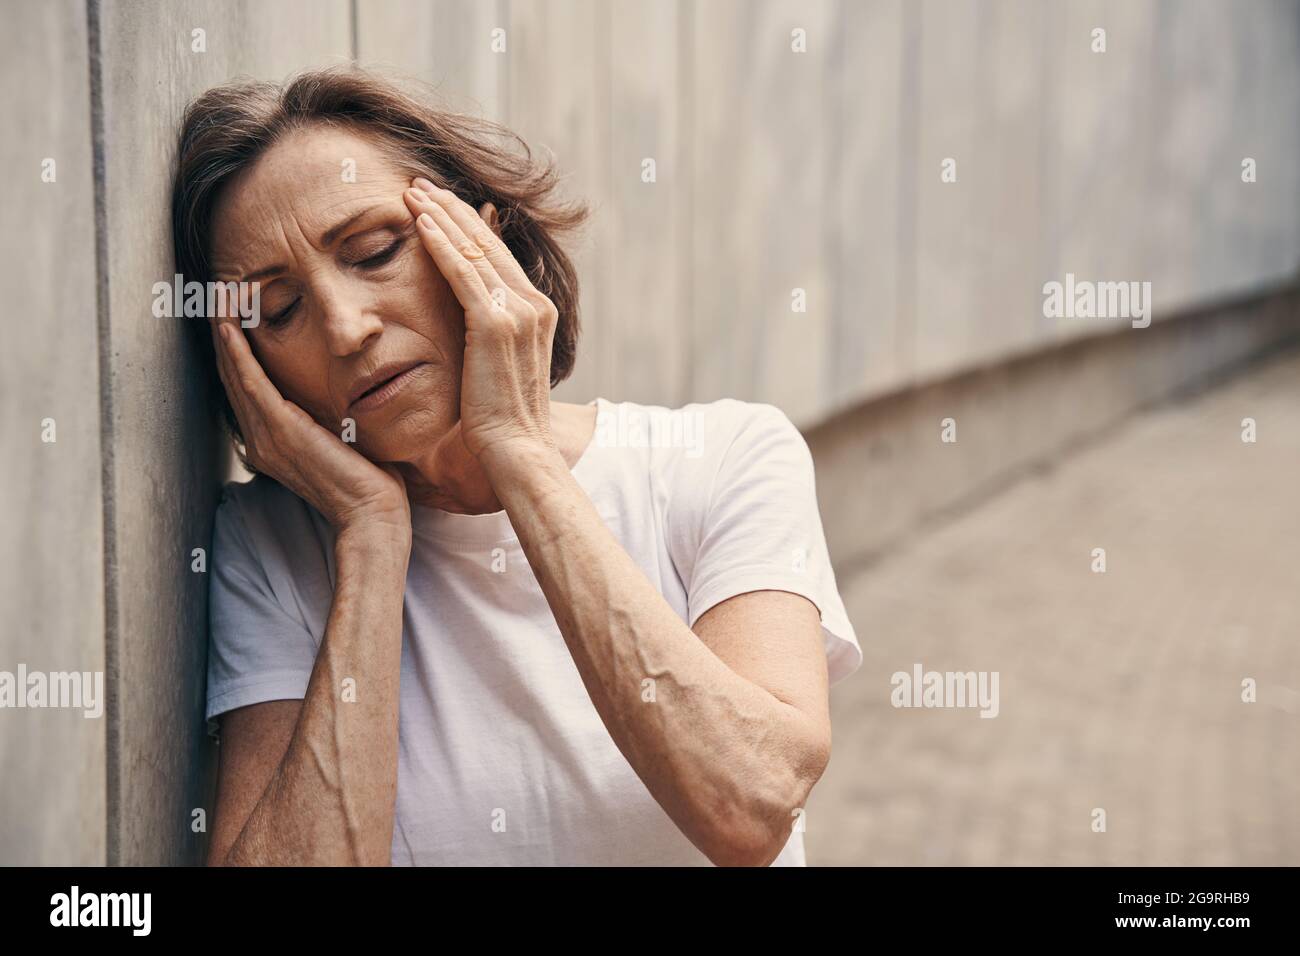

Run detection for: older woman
[[176, 69, 861, 867]]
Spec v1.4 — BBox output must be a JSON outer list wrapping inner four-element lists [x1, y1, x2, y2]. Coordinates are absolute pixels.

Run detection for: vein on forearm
[[497, 456, 813, 842], [226, 538, 406, 866]]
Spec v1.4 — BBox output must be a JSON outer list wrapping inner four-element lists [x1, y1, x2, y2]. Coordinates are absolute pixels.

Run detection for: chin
[[353, 401, 455, 464]]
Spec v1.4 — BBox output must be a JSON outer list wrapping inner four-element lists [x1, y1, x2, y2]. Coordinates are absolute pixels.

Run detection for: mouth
[[347, 361, 429, 413]]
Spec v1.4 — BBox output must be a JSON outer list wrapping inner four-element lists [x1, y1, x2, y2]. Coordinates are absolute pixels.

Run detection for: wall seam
[[86, 0, 119, 868], [676, 0, 694, 406], [895, 0, 920, 387], [823, 0, 846, 409], [349, 0, 359, 63], [500, 0, 512, 123], [595, 0, 613, 400]]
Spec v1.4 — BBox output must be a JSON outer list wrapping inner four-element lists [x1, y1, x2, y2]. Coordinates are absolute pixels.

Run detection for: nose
[[317, 277, 383, 357]]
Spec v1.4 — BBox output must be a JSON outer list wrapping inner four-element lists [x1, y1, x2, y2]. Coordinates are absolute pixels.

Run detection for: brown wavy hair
[[171, 67, 588, 447]]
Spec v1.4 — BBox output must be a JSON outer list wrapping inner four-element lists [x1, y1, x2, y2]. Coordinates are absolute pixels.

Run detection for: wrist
[[476, 437, 567, 488], [335, 517, 413, 562]]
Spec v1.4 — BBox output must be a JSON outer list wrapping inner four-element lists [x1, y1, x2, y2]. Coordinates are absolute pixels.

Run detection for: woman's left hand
[[402, 178, 559, 466]]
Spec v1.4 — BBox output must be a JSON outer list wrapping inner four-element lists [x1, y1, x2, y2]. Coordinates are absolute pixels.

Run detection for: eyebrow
[[236, 207, 375, 283]]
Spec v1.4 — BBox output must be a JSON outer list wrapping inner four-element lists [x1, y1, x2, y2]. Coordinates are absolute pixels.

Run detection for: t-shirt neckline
[[408, 397, 609, 546]]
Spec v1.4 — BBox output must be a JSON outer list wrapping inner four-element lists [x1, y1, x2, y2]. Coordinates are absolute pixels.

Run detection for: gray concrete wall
[[94, 0, 353, 865], [1, 0, 1297, 864], [808, 281, 1300, 571], [1, 0, 352, 865], [358, 0, 1300, 426], [0, 0, 105, 867]]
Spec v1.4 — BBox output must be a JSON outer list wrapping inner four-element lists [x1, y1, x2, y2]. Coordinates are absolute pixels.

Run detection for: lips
[[346, 360, 428, 413]]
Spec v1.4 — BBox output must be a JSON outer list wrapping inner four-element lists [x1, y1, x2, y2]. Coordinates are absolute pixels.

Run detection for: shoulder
[[212, 474, 328, 568], [594, 396, 807, 478], [216, 473, 312, 529], [590, 396, 814, 543]]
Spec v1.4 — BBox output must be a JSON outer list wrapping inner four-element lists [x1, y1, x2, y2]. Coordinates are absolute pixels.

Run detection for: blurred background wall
[[1, 0, 1297, 865]]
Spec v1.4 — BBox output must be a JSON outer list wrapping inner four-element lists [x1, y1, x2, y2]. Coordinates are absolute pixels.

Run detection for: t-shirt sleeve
[[205, 484, 320, 734], [676, 402, 863, 686]]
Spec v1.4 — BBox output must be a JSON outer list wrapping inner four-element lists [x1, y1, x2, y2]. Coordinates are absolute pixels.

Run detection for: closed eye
[[260, 235, 406, 328], [265, 298, 300, 326], [354, 238, 404, 269]]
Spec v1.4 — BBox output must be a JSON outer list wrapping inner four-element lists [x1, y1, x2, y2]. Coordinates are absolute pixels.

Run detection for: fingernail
[[413, 177, 436, 194], [219, 323, 231, 341], [417, 212, 434, 229]]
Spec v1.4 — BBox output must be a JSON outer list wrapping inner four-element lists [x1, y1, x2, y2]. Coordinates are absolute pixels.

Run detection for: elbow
[[702, 797, 807, 867], [703, 821, 789, 868], [702, 731, 832, 868], [205, 844, 230, 867]]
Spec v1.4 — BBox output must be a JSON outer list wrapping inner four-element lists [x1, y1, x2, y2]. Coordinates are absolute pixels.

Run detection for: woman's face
[[210, 124, 478, 463]]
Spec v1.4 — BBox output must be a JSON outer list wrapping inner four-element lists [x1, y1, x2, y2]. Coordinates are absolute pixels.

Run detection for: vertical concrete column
[[94, 0, 352, 864], [0, 0, 106, 866]]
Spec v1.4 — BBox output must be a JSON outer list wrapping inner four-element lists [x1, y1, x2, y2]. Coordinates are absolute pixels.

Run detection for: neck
[[398, 430, 500, 514], [396, 400, 594, 515]]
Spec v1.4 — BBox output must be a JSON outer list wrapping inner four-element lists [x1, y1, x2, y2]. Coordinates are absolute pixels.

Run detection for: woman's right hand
[[211, 319, 411, 542]]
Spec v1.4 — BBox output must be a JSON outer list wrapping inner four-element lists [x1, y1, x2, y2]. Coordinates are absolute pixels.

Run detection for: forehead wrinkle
[[315, 177, 407, 222], [210, 128, 412, 277], [272, 178, 403, 251], [214, 203, 293, 279]]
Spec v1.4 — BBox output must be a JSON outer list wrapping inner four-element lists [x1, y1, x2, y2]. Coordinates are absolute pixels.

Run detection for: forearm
[[485, 444, 822, 865], [223, 527, 409, 866]]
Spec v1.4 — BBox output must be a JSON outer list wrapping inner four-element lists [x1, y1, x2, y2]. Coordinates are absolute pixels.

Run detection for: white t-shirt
[[206, 397, 862, 865]]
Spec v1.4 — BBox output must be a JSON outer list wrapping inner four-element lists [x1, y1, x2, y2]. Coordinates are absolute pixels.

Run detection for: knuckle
[[475, 308, 513, 335], [526, 293, 558, 324]]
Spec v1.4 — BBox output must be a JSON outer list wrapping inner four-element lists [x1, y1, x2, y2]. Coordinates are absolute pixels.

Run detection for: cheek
[[250, 338, 336, 422], [392, 246, 464, 344]]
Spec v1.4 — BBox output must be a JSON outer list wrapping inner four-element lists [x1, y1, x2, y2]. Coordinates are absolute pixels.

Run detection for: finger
[[405, 194, 498, 315], [209, 320, 229, 388], [218, 322, 291, 424], [211, 322, 247, 419], [412, 179, 535, 296], [402, 186, 488, 266], [404, 183, 485, 261], [403, 186, 504, 294], [212, 323, 266, 449]]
